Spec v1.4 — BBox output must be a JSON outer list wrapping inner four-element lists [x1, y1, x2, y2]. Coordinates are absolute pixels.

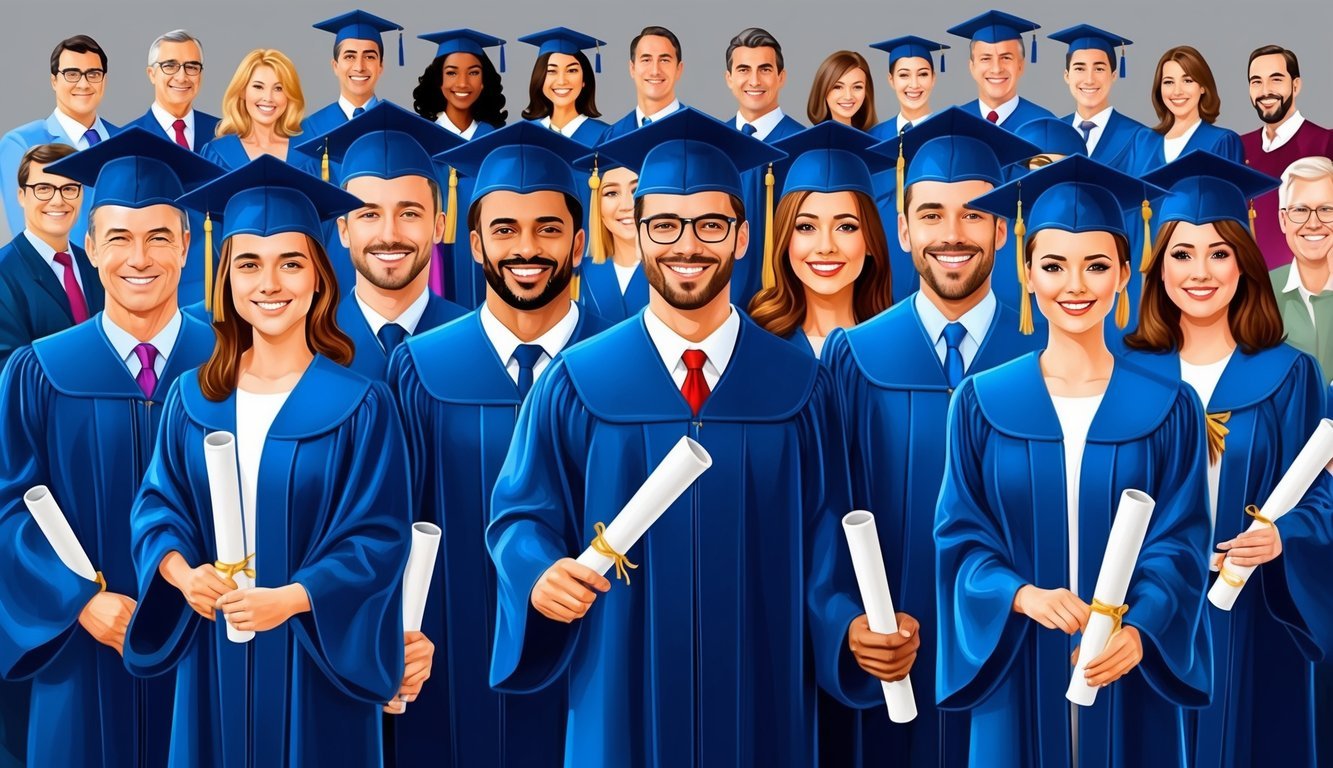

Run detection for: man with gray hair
[[1270, 155, 1333, 381], [125, 30, 218, 152]]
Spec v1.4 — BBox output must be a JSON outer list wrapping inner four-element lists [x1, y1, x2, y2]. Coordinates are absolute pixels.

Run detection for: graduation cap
[[176, 155, 363, 314], [868, 35, 951, 74], [595, 107, 786, 266], [1048, 24, 1132, 77], [418, 29, 506, 73], [519, 27, 606, 74], [292, 101, 465, 185], [1012, 117, 1089, 164], [45, 126, 224, 211], [313, 10, 405, 67], [947, 10, 1042, 63], [869, 106, 1040, 215], [969, 155, 1166, 333], [1140, 150, 1280, 271]]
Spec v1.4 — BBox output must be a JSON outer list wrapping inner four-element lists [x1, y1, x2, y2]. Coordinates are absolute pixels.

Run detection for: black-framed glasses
[[1283, 205, 1333, 225], [639, 214, 737, 245], [155, 60, 203, 77], [56, 68, 105, 83], [22, 183, 82, 201]]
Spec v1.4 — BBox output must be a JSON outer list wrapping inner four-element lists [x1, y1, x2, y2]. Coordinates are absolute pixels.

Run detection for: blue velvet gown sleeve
[[934, 379, 1032, 709], [1215, 129, 1244, 163], [1278, 470, 1333, 657], [0, 348, 102, 678], [486, 361, 587, 694]]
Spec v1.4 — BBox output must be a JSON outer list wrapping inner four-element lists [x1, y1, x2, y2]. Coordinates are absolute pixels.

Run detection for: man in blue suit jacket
[[0, 36, 117, 244], [602, 26, 686, 140], [1048, 25, 1146, 172], [724, 27, 804, 306], [947, 11, 1054, 132]]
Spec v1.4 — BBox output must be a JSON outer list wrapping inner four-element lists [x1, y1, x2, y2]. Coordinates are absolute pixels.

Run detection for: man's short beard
[[352, 240, 432, 291], [480, 241, 575, 310], [912, 235, 996, 302], [643, 252, 735, 310], [1253, 92, 1295, 125]]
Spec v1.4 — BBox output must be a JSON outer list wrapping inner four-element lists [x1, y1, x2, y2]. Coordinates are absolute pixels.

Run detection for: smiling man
[[126, 30, 218, 153], [1047, 25, 1147, 173], [948, 10, 1053, 132], [602, 26, 685, 139], [1270, 156, 1333, 383], [0, 128, 220, 768]]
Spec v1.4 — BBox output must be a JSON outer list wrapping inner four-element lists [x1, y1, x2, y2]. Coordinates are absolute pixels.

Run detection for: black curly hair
[[412, 52, 507, 126]]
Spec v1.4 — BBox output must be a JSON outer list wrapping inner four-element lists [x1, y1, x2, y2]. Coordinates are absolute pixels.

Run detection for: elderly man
[[1270, 156, 1333, 383], [125, 30, 218, 152]]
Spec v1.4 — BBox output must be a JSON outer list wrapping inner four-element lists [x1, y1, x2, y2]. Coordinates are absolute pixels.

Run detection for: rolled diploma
[[1067, 489, 1155, 706], [395, 522, 442, 711], [23, 486, 98, 582], [841, 510, 917, 723], [204, 431, 253, 643], [1208, 418, 1333, 611], [575, 437, 712, 577]]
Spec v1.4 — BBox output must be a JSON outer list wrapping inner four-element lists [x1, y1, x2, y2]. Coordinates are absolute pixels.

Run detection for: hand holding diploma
[[389, 523, 441, 713], [1013, 586, 1090, 634], [385, 631, 435, 714], [216, 583, 310, 633], [1215, 524, 1283, 567], [1073, 625, 1143, 688], [531, 558, 611, 623], [842, 510, 918, 723], [78, 592, 136, 656], [159, 551, 236, 621], [847, 613, 920, 683]]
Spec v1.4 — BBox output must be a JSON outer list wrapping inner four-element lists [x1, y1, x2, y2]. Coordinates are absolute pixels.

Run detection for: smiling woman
[[201, 49, 318, 175], [518, 28, 608, 147]]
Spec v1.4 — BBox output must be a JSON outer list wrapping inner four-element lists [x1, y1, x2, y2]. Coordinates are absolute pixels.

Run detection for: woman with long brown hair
[[1125, 45, 1243, 176], [749, 122, 894, 356], [1123, 152, 1326, 768], [806, 50, 877, 132], [201, 49, 318, 175], [865, 36, 948, 141], [124, 157, 416, 767]]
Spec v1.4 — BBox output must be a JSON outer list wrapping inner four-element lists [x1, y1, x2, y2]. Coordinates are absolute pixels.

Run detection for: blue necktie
[[943, 322, 967, 389], [640, 116, 652, 127], [82, 128, 101, 147], [377, 323, 407, 355], [1079, 120, 1097, 144], [352, 106, 365, 118], [740, 123, 757, 136], [513, 344, 545, 399]]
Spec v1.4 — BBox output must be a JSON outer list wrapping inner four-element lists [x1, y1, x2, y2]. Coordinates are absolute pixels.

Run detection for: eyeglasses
[[56, 68, 105, 84], [155, 60, 203, 77], [639, 214, 737, 245], [23, 183, 82, 201], [1283, 205, 1333, 225]]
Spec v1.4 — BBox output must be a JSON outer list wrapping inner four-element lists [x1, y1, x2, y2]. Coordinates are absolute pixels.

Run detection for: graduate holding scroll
[[0, 128, 220, 767], [124, 158, 411, 767], [486, 108, 870, 767], [938, 155, 1212, 768]]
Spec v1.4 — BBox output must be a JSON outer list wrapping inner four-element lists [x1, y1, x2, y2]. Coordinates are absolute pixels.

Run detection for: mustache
[[656, 255, 721, 266], [1254, 93, 1285, 104], [498, 254, 559, 270], [363, 241, 419, 254], [924, 243, 983, 257]]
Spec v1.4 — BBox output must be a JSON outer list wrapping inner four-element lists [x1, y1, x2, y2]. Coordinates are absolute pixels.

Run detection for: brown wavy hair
[[1123, 218, 1284, 354], [198, 234, 354, 401], [748, 189, 893, 338], [806, 51, 877, 132], [216, 49, 306, 140], [1150, 45, 1222, 134]]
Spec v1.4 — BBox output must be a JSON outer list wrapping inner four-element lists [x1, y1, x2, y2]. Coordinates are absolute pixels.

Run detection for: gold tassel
[[321, 139, 330, 182], [1015, 190, 1033, 335], [588, 156, 606, 265], [1139, 200, 1153, 274], [443, 166, 458, 245], [1205, 411, 1231, 466], [1115, 289, 1130, 329], [1248, 200, 1257, 239], [570, 273, 581, 301], [203, 212, 214, 314], [895, 137, 906, 215], [761, 163, 776, 290]]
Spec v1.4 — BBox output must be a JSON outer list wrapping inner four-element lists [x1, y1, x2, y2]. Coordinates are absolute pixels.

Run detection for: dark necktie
[[352, 106, 365, 118], [986, 110, 1000, 124], [171, 119, 189, 149], [640, 116, 652, 127], [740, 123, 757, 136], [901, 120, 912, 133], [1079, 120, 1097, 144], [943, 322, 967, 389], [377, 323, 407, 355], [513, 344, 545, 399], [82, 128, 101, 146], [681, 349, 710, 416], [51, 251, 90, 323], [133, 343, 159, 399]]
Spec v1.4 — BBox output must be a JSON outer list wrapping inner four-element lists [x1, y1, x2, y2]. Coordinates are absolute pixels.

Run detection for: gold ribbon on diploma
[[214, 553, 256, 581], [1217, 505, 1274, 587], [1205, 411, 1231, 466], [589, 522, 638, 585], [94, 570, 107, 593], [1090, 598, 1129, 635]]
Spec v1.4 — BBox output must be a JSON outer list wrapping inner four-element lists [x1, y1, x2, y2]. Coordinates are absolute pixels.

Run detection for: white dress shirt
[[1262, 110, 1307, 153], [539, 114, 589, 137], [1163, 120, 1202, 164], [614, 262, 639, 294], [236, 387, 291, 575], [101, 310, 181, 379], [53, 109, 109, 149], [1051, 392, 1105, 599], [355, 286, 431, 344], [895, 112, 931, 135], [479, 301, 581, 384], [914, 290, 997, 373], [1071, 106, 1115, 155], [339, 95, 379, 121], [1180, 352, 1233, 528], [437, 115, 479, 140], [734, 108, 786, 141], [643, 305, 741, 390], [23, 230, 84, 293], [1282, 256, 1333, 325], [635, 99, 681, 127], [151, 102, 195, 147], [979, 96, 1020, 125]]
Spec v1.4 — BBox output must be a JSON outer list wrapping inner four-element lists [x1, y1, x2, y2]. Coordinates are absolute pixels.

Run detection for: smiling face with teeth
[[1159, 221, 1241, 325], [968, 40, 1025, 108], [890, 57, 935, 119], [243, 65, 290, 130], [1065, 49, 1115, 118], [86, 203, 188, 322], [52, 49, 107, 125], [18, 161, 82, 247], [339, 174, 443, 294], [900, 179, 1004, 311], [1027, 228, 1127, 337], [725, 46, 785, 123], [542, 52, 585, 113], [787, 191, 867, 298], [470, 189, 583, 311], [227, 231, 320, 340], [1281, 175, 1333, 268], [825, 66, 868, 126], [598, 167, 640, 257], [639, 191, 747, 313], [629, 35, 682, 113], [332, 39, 383, 104], [1158, 60, 1204, 126], [147, 39, 203, 118], [441, 53, 485, 117], [1248, 53, 1299, 126]]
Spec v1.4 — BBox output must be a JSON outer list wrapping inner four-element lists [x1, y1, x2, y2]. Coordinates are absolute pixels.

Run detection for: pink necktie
[[171, 119, 189, 149], [133, 343, 158, 399], [51, 251, 90, 323]]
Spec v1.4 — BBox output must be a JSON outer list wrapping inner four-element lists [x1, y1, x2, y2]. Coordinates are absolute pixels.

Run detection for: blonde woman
[[201, 49, 317, 174]]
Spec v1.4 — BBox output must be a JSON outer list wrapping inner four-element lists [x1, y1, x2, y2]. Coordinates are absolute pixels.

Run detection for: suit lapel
[[13, 235, 74, 321]]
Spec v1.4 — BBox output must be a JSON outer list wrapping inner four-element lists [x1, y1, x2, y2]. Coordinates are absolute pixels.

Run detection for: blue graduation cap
[[868, 35, 950, 74], [870, 106, 1040, 214], [1012, 117, 1089, 163], [313, 10, 405, 67], [176, 155, 363, 312], [418, 29, 506, 73], [969, 154, 1166, 333], [519, 27, 606, 74], [947, 10, 1041, 63], [1048, 24, 1132, 77], [292, 101, 465, 184], [44, 126, 224, 211]]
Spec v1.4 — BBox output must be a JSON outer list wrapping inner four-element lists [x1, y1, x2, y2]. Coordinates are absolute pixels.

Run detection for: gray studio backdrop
[[4, 0, 1330, 238]]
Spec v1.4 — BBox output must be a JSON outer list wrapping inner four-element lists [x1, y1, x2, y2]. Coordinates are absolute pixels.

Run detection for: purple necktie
[[51, 251, 90, 323], [83, 128, 101, 146], [133, 343, 158, 399]]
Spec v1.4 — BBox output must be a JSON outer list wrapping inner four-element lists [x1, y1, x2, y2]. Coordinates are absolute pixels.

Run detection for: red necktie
[[986, 110, 1000, 124], [52, 251, 90, 323], [172, 119, 189, 149], [681, 349, 710, 416]]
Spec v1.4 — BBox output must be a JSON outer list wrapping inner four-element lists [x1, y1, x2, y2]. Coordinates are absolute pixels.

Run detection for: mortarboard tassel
[[1115, 287, 1131, 329], [762, 163, 776, 290], [1031, 34, 1037, 64], [939, 52, 945, 74], [203, 212, 214, 314], [399, 30, 405, 67], [1015, 188, 1034, 335], [1248, 200, 1257, 239], [570, 273, 581, 301], [595, 43, 602, 74], [443, 166, 458, 244], [321, 138, 330, 182], [1139, 200, 1154, 273], [588, 156, 606, 264], [895, 137, 906, 215], [499, 44, 506, 74], [1119, 45, 1126, 78]]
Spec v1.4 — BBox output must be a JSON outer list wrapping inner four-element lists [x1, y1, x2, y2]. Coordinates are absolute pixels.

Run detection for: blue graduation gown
[[487, 313, 864, 767], [1124, 121, 1245, 177], [733, 114, 805, 307], [936, 353, 1213, 768], [0, 114, 119, 245], [0, 313, 213, 768], [124, 108, 222, 153], [1280, 470, 1333, 655], [818, 298, 1039, 768], [335, 290, 466, 381], [578, 259, 649, 324], [601, 109, 643, 141], [0, 235, 105, 369], [122, 357, 410, 768], [957, 97, 1055, 132], [869, 167, 918, 305], [1123, 345, 1325, 768], [385, 307, 609, 768], [433, 121, 498, 309], [1061, 109, 1146, 172]]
